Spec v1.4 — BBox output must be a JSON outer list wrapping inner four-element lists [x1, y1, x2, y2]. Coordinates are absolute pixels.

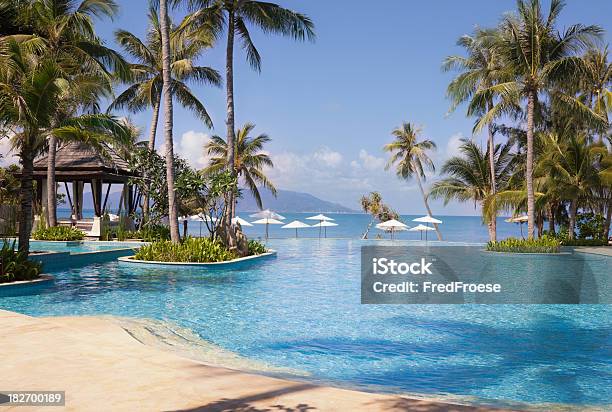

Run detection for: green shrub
[[561, 238, 608, 247], [1, 241, 42, 283], [134, 237, 237, 263], [486, 236, 561, 253], [32, 226, 84, 241], [247, 240, 267, 255]]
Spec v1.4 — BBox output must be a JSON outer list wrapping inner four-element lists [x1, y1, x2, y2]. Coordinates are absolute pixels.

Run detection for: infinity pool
[[29, 240, 140, 253], [1, 239, 610, 408]]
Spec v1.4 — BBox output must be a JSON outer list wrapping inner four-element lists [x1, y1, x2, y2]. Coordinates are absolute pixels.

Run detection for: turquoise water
[[1, 239, 610, 408], [29, 240, 137, 254]]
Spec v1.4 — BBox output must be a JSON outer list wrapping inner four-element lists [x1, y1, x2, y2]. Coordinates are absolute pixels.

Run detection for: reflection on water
[[0, 239, 610, 408]]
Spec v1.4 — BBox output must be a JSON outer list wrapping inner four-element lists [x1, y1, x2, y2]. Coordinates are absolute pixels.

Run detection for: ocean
[[58, 209, 525, 243]]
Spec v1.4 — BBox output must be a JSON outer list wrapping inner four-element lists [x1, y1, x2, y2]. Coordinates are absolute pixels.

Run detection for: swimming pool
[[28, 240, 141, 253], [1, 239, 610, 408]]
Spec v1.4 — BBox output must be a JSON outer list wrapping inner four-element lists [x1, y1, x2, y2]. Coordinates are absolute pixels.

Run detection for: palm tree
[[578, 47, 611, 143], [180, 0, 315, 220], [359, 192, 398, 239], [4, 0, 129, 227], [430, 139, 515, 239], [0, 40, 130, 254], [109, 7, 221, 150], [383, 122, 442, 240], [204, 123, 276, 209], [538, 134, 606, 239], [474, 0, 604, 238], [443, 29, 515, 241], [159, 0, 180, 242]]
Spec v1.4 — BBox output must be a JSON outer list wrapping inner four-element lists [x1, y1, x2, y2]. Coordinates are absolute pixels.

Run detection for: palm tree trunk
[[46, 135, 57, 227], [526, 90, 536, 239], [18, 144, 34, 255], [604, 201, 611, 240], [148, 94, 161, 151], [225, 9, 237, 219], [159, 0, 180, 242], [487, 101, 497, 242], [547, 203, 556, 236], [413, 161, 442, 240], [568, 199, 577, 240], [142, 94, 161, 222]]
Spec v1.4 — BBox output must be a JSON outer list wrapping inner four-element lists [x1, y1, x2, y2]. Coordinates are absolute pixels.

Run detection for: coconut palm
[[3, 0, 130, 227], [430, 139, 515, 240], [473, 0, 604, 238], [578, 47, 611, 142], [443, 28, 515, 241], [538, 135, 607, 239], [359, 192, 398, 239], [383, 122, 442, 240], [0, 40, 130, 254], [180, 0, 315, 220], [109, 7, 221, 150], [204, 123, 276, 210], [159, 0, 180, 242]]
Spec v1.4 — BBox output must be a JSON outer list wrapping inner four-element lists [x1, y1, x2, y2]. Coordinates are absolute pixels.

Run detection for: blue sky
[[2, 1, 611, 214]]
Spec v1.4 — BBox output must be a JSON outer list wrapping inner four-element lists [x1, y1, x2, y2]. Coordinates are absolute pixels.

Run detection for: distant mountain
[[237, 189, 357, 213], [79, 188, 357, 213]]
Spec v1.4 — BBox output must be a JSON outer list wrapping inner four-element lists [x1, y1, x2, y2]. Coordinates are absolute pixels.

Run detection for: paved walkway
[[0, 310, 515, 411]]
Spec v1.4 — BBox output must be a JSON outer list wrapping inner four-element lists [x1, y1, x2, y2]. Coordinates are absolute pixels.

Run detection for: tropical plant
[[204, 123, 276, 210], [383, 122, 442, 240], [430, 139, 515, 241], [247, 239, 267, 255], [179, 0, 315, 223], [2, 0, 131, 227], [159, 0, 180, 242], [443, 28, 515, 241], [577, 47, 611, 142], [486, 235, 561, 253], [32, 225, 84, 241], [126, 224, 171, 242], [109, 7, 221, 149], [134, 237, 237, 262], [473, 0, 604, 238], [0, 164, 20, 205], [0, 240, 42, 283], [359, 192, 399, 239]]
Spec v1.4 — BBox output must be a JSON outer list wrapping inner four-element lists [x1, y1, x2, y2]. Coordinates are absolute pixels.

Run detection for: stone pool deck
[[0, 310, 516, 412]]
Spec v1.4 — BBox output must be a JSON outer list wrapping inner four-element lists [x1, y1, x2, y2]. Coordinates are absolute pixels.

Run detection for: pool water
[[29, 240, 139, 254], [1, 239, 610, 408]]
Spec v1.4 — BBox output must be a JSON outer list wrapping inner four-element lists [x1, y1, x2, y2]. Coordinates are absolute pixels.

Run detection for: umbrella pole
[[319, 220, 322, 238], [295, 228, 298, 238], [266, 223, 269, 240]]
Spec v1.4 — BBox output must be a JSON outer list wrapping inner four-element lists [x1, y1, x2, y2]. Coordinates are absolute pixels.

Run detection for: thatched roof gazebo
[[31, 141, 137, 224]]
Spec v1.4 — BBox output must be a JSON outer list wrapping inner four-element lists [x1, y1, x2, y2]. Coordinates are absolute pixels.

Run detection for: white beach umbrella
[[307, 214, 335, 238], [413, 215, 443, 224], [250, 209, 285, 220], [281, 220, 311, 238], [107, 213, 120, 222], [252, 217, 284, 239], [376, 219, 409, 239], [505, 215, 528, 239], [232, 216, 253, 227], [189, 214, 216, 237], [413, 215, 442, 240], [409, 223, 435, 241], [311, 220, 338, 238]]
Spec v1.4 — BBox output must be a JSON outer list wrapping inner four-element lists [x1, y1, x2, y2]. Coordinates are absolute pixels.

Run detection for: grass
[[486, 236, 561, 253]]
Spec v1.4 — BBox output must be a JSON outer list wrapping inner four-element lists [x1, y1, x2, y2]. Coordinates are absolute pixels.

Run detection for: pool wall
[[32, 248, 138, 272]]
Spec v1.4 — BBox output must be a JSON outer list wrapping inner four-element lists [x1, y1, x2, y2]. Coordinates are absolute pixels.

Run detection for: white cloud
[[159, 130, 212, 169], [312, 146, 343, 167], [358, 149, 386, 171], [445, 132, 465, 160]]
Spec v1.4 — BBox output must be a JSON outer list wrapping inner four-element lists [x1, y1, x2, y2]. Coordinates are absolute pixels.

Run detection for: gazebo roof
[[32, 142, 134, 182]]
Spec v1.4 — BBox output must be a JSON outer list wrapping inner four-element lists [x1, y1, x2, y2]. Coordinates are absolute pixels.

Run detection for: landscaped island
[[133, 237, 268, 263]]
